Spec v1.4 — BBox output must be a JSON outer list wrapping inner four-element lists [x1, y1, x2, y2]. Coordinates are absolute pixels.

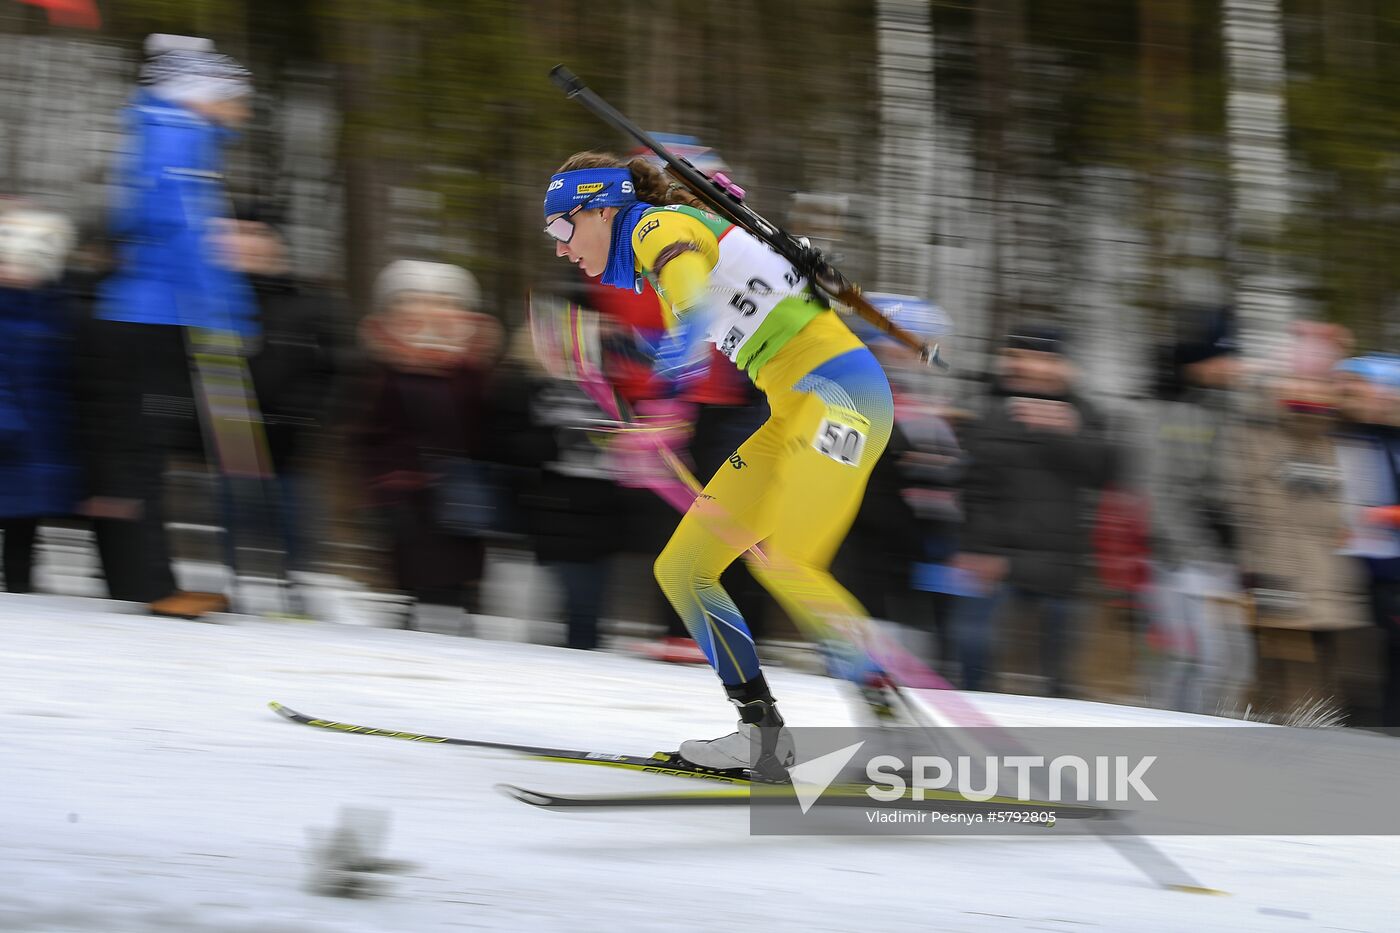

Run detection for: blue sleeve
[[171, 163, 236, 333], [111, 119, 193, 240], [126, 118, 251, 334]]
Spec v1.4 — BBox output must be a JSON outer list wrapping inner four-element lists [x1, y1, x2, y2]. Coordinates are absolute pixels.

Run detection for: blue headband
[[544, 168, 637, 219]]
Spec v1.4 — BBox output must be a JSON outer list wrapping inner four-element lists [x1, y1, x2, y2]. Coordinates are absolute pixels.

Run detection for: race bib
[[812, 407, 869, 467]]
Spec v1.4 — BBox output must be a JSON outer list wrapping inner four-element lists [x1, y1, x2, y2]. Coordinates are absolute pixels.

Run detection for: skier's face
[[551, 207, 614, 277]]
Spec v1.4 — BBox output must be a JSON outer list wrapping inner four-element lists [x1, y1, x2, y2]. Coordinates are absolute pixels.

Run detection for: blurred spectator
[[950, 325, 1117, 695], [1237, 323, 1367, 711], [487, 326, 622, 650], [837, 295, 964, 666], [354, 260, 502, 632], [1084, 483, 1155, 701], [221, 206, 345, 580], [84, 35, 255, 619], [1092, 489, 1153, 612], [894, 400, 969, 672], [1333, 353, 1400, 725], [0, 207, 79, 593], [1145, 308, 1253, 713], [833, 422, 923, 623]]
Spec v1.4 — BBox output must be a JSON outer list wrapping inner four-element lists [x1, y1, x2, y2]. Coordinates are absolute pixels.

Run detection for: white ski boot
[[679, 690, 794, 782]]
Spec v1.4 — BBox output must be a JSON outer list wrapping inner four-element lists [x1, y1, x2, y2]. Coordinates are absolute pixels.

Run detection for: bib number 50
[[814, 418, 867, 466]]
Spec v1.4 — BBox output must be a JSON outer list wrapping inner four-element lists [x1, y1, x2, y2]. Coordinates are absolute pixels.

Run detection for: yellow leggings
[[653, 313, 895, 685]]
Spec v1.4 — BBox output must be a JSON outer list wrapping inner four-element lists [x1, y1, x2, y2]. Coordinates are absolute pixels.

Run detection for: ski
[[497, 782, 1108, 819], [499, 778, 1218, 892], [267, 701, 753, 784]]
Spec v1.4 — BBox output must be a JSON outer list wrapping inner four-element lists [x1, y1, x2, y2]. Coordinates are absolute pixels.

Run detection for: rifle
[[548, 64, 949, 371]]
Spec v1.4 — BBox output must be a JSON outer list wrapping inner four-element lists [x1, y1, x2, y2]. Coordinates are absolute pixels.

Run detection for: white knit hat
[[0, 209, 74, 283], [374, 260, 481, 310], [141, 34, 252, 105]]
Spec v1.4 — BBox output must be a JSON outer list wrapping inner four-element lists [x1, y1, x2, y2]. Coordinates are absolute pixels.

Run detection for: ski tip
[[1168, 885, 1230, 897], [495, 784, 554, 808]]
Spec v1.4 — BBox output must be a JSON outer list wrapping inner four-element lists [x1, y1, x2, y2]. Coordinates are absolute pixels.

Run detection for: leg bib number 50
[[813, 407, 870, 467]]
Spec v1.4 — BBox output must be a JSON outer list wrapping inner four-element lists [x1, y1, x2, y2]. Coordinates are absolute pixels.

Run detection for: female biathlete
[[544, 153, 894, 780]]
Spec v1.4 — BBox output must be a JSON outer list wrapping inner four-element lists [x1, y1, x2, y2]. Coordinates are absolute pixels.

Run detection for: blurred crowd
[[3, 34, 1400, 728]]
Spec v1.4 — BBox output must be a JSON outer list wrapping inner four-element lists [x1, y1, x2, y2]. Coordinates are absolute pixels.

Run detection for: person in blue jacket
[[98, 34, 257, 337], [1333, 354, 1400, 724], [85, 34, 256, 619], [0, 208, 79, 593]]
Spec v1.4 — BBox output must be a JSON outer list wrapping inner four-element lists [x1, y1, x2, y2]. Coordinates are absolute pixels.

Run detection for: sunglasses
[[544, 190, 605, 244]]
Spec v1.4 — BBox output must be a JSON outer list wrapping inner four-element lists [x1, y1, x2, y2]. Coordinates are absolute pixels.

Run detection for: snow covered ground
[[2, 594, 1397, 932]]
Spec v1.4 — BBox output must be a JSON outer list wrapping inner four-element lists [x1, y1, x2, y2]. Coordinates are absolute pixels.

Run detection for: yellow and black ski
[[268, 701, 751, 784], [270, 701, 1103, 819], [497, 782, 1105, 818]]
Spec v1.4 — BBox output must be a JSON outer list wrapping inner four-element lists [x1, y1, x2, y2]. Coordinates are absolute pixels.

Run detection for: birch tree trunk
[[1223, 0, 1294, 360], [972, 0, 1025, 358], [875, 0, 936, 297]]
